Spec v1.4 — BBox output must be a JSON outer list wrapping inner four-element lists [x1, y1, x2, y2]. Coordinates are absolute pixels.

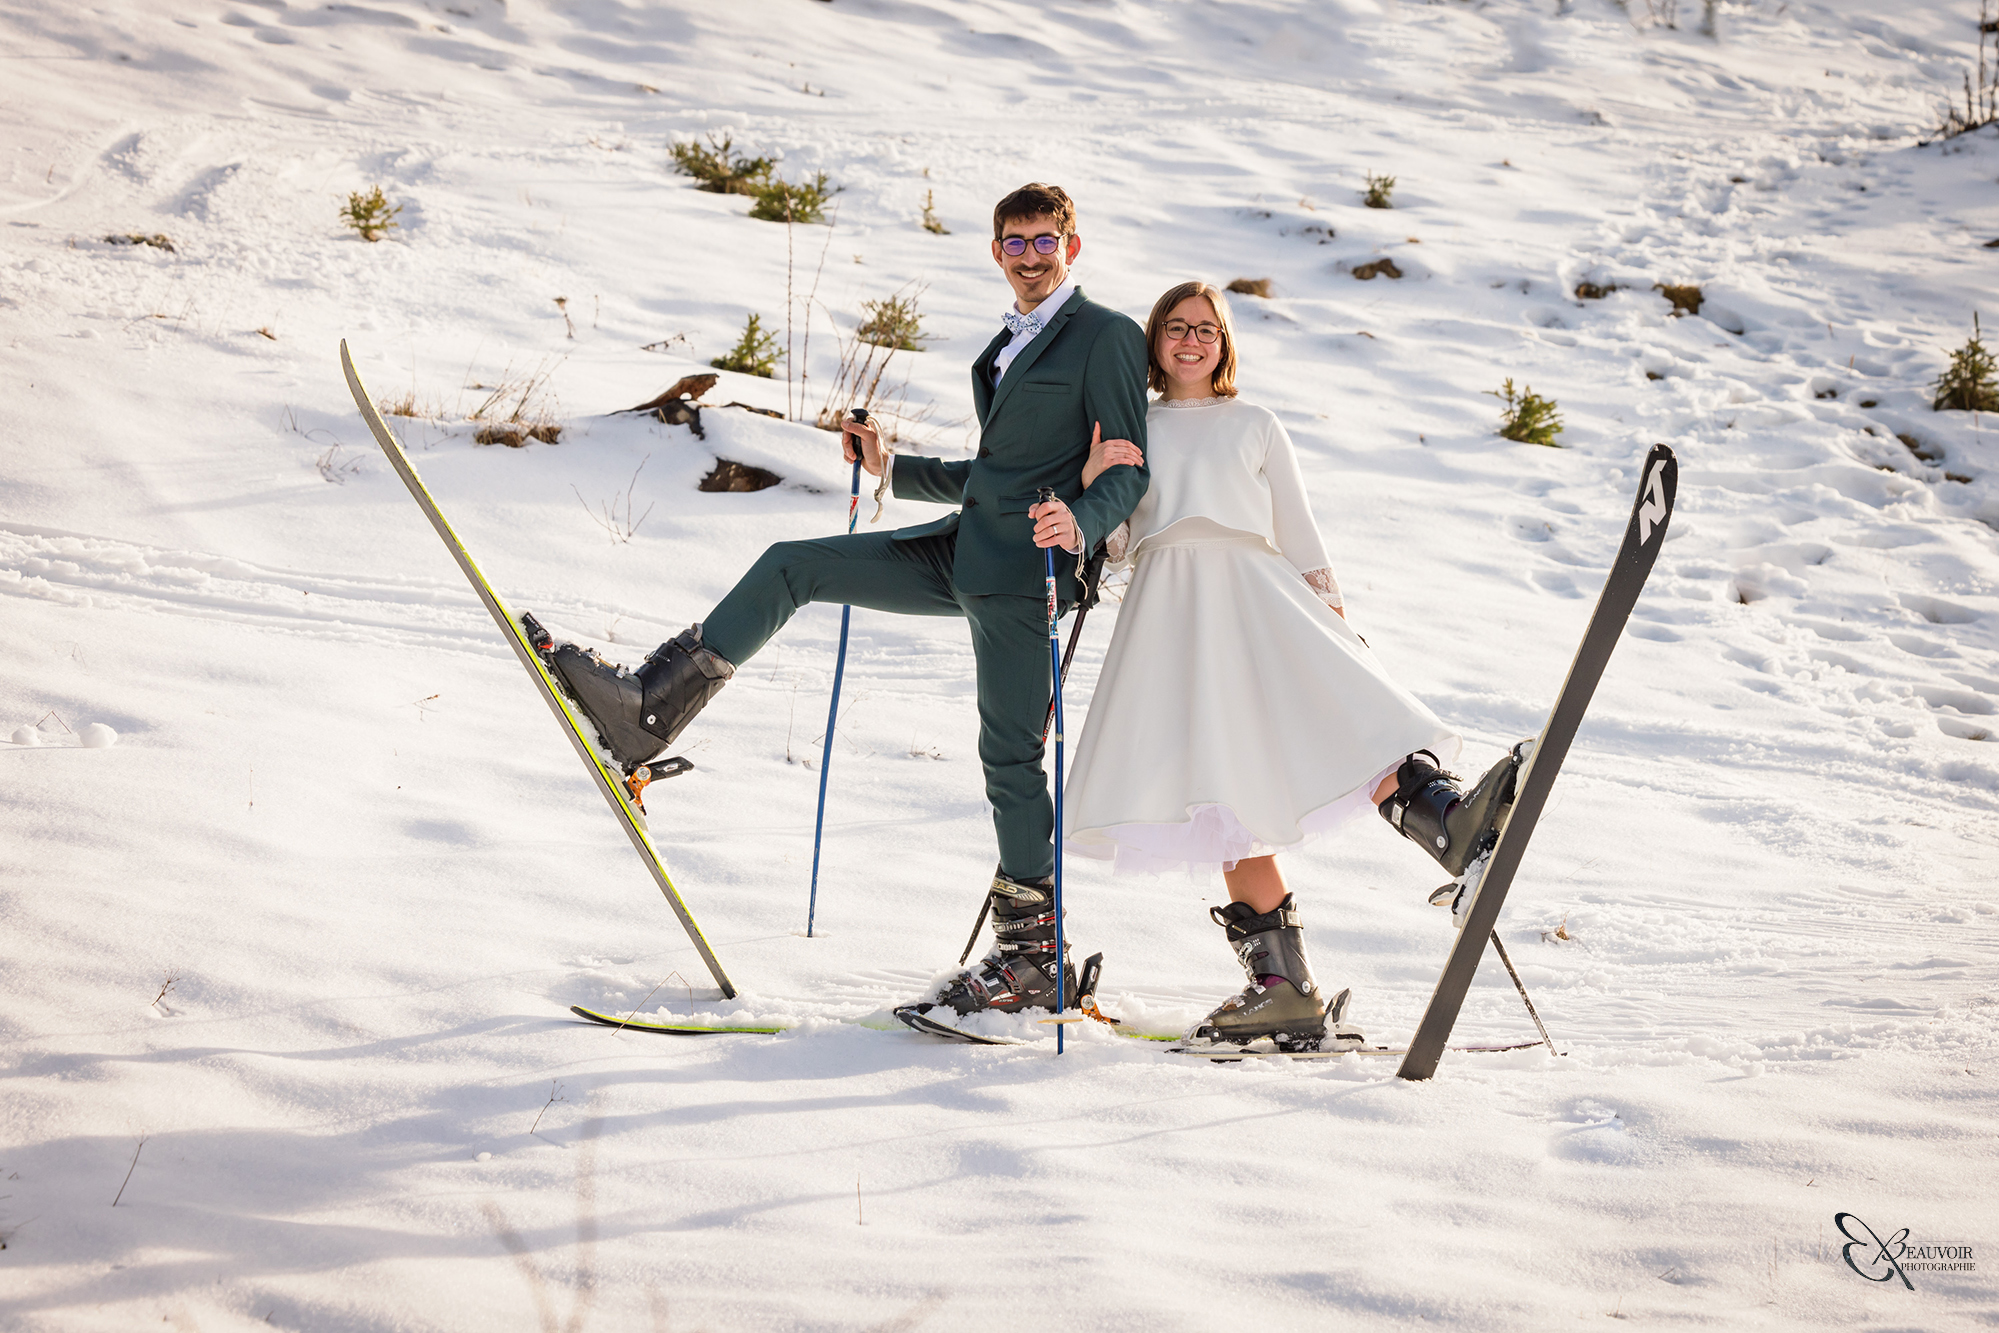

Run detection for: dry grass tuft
[[1226, 277, 1273, 298]]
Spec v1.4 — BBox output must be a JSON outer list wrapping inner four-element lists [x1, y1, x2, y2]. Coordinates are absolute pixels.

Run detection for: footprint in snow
[[9, 723, 118, 748]]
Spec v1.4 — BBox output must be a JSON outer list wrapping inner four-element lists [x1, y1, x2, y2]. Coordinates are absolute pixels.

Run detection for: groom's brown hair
[[992, 183, 1076, 239]]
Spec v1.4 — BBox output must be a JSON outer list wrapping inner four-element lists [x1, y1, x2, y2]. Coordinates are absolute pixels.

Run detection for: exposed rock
[[104, 233, 175, 253], [1351, 258, 1402, 281], [1655, 282, 1703, 316], [700, 459, 781, 492], [652, 399, 705, 439]]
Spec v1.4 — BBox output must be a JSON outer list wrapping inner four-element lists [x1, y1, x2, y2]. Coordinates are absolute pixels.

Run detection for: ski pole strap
[[1078, 541, 1108, 608]]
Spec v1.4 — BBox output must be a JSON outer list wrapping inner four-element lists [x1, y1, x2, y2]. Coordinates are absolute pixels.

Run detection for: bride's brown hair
[[1143, 281, 1239, 397]]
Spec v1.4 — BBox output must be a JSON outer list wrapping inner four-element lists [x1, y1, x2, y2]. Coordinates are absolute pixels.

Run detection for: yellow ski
[[339, 341, 736, 997]]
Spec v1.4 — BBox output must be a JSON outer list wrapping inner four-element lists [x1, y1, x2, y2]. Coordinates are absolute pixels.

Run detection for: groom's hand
[[1030, 497, 1082, 553], [840, 412, 887, 477]]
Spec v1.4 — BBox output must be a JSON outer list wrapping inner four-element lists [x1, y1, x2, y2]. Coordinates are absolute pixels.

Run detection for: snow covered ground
[[4, 0, 1998, 1327]]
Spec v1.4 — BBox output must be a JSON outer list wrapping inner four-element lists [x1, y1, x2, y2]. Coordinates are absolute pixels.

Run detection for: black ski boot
[[1377, 742, 1533, 878], [534, 619, 733, 773], [904, 870, 1076, 1021], [1190, 894, 1362, 1052]]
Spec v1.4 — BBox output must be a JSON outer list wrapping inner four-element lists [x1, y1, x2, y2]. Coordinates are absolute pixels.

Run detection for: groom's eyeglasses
[[999, 233, 1066, 257], [1162, 320, 1223, 344]]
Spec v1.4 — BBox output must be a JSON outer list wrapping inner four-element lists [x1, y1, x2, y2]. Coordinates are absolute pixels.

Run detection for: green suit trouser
[[702, 530, 1069, 881]]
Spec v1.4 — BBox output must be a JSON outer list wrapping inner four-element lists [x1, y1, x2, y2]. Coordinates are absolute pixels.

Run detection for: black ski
[[1397, 444, 1677, 1081], [891, 1006, 1024, 1046]]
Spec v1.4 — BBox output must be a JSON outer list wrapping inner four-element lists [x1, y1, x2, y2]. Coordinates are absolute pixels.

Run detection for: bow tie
[[1002, 307, 1044, 339]]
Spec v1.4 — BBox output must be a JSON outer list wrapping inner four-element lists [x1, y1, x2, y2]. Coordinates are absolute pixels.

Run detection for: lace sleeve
[[1303, 567, 1343, 611], [1103, 521, 1131, 563]]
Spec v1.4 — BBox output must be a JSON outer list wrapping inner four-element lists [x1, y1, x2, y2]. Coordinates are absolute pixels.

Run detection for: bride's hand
[[1080, 420, 1143, 487]]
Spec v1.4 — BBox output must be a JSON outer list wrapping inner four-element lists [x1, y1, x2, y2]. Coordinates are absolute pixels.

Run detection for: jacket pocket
[[998, 492, 1043, 514], [1018, 380, 1070, 394]]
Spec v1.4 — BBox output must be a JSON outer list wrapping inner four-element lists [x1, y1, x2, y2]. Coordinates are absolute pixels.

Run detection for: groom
[[545, 182, 1150, 1017]]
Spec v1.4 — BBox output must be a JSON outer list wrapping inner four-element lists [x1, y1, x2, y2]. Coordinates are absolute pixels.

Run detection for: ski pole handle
[[848, 408, 871, 525], [842, 407, 871, 466], [1037, 486, 1059, 637]]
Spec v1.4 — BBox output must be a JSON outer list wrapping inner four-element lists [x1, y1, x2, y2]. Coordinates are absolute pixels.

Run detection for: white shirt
[[993, 272, 1077, 382], [874, 271, 1080, 521]]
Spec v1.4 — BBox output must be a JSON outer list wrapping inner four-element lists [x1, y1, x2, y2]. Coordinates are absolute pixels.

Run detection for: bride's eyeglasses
[[1162, 320, 1223, 344], [999, 234, 1066, 256]]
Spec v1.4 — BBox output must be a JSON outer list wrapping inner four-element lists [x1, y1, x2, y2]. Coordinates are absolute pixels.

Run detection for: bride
[[1061, 281, 1525, 1050]]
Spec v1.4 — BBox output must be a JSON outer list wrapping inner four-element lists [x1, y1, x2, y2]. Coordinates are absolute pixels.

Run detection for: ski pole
[[1041, 600, 1090, 743], [1488, 928, 1562, 1056], [957, 543, 1101, 964], [1039, 487, 1067, 1055], [807, 408, 867, 938]]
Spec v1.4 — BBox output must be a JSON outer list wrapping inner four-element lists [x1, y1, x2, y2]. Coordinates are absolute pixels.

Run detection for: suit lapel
[[971, 328, 1009, 426], [985, 288, 1085, 427]]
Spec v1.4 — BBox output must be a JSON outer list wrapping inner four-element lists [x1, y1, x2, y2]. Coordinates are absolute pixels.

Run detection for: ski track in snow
[[3, 0, 1999, 1328]]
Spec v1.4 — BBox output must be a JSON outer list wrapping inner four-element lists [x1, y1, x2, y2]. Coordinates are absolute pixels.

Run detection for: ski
[[339, 341, 737, 999], [570, 1001, 1181, 1044], [571, 1005, 785, 1036], [1174, 1040, 1543, 1062], [892, 1006, 1026, 1046], [568, 1003, 1533, 1059], [572, 1002, 1076, 1045], [1397, 443, 1677, 1081]]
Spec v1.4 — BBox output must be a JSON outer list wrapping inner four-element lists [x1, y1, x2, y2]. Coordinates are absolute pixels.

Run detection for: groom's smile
[[993, 212, 1082, 312]]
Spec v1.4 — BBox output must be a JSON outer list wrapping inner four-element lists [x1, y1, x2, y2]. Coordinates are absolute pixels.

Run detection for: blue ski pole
[[1038, 487, 1067, 1055], [808, 408, 867, 938]]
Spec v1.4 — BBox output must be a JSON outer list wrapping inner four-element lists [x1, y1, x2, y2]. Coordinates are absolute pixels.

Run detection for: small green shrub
[[748, 171, 837, 224], [1933, 312, 1999, 412], [711, 313, 782, 378], [669, 134, 773, 195], [921, 189, 949, 235], [1362, 171, 1396, 209], [341, 186, 401, 242], [856, 287, 930, 352], [1488, 378, 1565, 446]]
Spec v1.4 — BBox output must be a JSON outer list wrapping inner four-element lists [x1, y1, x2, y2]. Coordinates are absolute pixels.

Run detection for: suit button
[[977, 447, 992, 458], [964, 496, 978, 508]]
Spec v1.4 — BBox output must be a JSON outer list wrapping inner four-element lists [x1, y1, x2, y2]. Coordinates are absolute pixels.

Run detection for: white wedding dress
[[1063, 396, 1460, 874]]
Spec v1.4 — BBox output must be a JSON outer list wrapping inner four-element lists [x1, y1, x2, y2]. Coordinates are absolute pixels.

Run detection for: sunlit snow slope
[[3, 1, 1997, 1329]]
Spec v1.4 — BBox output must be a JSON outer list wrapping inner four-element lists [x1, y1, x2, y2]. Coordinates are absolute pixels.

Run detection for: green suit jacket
[[889, 287, 1150, 598]]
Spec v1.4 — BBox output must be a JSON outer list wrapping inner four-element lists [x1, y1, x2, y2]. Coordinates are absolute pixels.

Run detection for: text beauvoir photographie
[[1837, 1213, 1979, 1290], [2, 0, 1996, 1329]]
